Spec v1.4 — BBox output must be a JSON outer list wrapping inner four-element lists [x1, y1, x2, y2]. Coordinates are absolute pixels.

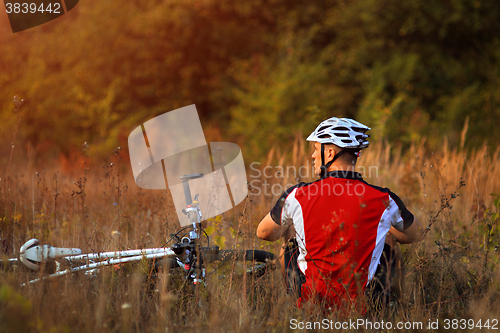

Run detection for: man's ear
[[326, 145, 336, 159]]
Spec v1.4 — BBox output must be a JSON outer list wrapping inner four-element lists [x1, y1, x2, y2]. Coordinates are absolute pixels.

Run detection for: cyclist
[[256, 117, 423, 313]]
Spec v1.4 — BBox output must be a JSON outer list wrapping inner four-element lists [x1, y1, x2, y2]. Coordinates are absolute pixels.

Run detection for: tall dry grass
[[1, 138, 500, 332]]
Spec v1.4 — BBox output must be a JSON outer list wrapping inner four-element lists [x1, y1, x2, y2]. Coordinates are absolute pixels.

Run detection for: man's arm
[[258, 183, 304, 241], [389, 215, 424, 244], [257, 213, 291, 241]]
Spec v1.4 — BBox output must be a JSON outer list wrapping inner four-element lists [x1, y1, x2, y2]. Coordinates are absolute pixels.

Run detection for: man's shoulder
[[274, 182, 311, 207], [270, 181, 314, 224], [359, 180, 404, 202], [357, 180, 402, 201], [358, 179, 390, 193], [360, 180, 414, 226]]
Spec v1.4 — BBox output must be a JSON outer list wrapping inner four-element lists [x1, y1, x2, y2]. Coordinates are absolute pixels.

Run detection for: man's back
[[273, 171, 412, 309]]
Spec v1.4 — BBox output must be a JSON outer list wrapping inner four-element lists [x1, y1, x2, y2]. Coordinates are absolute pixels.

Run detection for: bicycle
[[2, 173, 275, 287]]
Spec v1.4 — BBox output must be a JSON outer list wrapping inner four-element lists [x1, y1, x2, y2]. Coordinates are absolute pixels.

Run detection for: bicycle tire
[[206, 249, 275, 278], [155, 248, 275, 287]]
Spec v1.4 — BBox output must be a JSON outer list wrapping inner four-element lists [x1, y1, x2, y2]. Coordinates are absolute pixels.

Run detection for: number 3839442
[[5, 2, 62, 14], [443, 319, 498, 330]]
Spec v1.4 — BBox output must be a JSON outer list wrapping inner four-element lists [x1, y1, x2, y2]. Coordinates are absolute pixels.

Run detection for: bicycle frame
[[6, 173, 219, 286]]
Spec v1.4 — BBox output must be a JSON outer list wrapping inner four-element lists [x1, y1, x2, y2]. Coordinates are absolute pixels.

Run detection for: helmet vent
[[318, 126, 330, 132], [334, 133, 350, 138], [333, 126, 349, 131], [341, 139, 352, 143], [352, 127, 367, 133], [318, 134, 331, 139]]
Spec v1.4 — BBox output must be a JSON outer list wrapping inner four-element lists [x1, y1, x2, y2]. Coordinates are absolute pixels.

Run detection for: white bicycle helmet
[[306, 117, 370, 149], [307, 117, 370, 177]]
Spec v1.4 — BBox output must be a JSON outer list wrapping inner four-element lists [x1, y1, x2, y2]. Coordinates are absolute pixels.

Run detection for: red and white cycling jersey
[[270, 170, 414, 310]]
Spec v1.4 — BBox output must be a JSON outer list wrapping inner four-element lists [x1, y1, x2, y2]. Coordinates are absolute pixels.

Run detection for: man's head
[[311, 142, 358, 175], [307, 117, 370, 177]]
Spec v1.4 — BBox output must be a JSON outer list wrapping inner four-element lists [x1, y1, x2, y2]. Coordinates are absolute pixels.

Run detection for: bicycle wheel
[[204, 249, 275, 278]]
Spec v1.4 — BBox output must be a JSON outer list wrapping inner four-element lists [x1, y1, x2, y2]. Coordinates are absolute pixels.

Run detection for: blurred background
[[1, 0, 499, 170], [1, 3, 500, 331]]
